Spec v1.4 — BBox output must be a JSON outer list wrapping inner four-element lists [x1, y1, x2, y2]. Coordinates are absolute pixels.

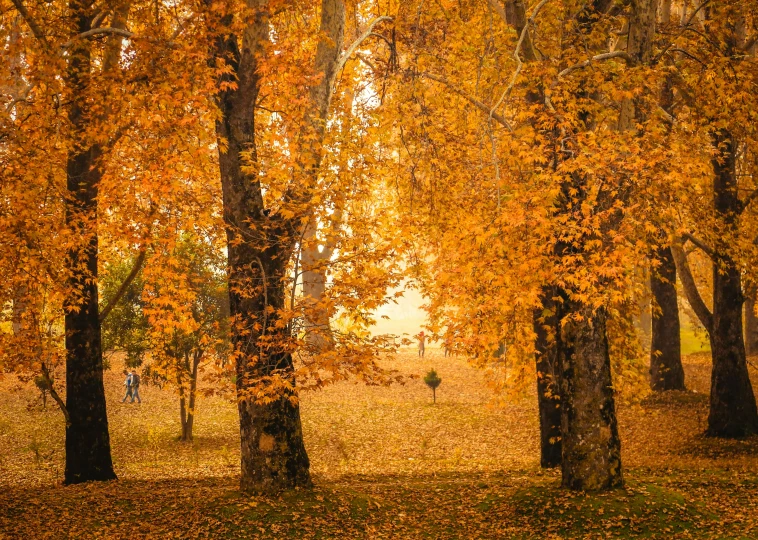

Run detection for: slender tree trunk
[[650, 246, 685, 390], [298, 0, 347, 351], [706, 129, 758, 437], [179, 387, 188, 441], [301, 219, 335, 350], [183, 352, 201, 442], [744, 285, 758, 356], [62, 0, 115, 484], [178, 367, 189, 441], [533, 287, 561, 468]]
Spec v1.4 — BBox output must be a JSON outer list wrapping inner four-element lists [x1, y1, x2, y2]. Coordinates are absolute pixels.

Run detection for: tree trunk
[[212, 1, 311, 491], [301, 218, 336, 351], [182, 352, 201, 442], [178, 367, 190, 441], [62, 0, 115, 484], [231, 252, 311, 491], [559, 303, 623, 491], [297, 0, 347, 351], [744, 286, 758, 356], [706, 129, 758, 437], [533, 287, 562, 468], [179, 387, 188, 441], [650, 246, 685, 391]]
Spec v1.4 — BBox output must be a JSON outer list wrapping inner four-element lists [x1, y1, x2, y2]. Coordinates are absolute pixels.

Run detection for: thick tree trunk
[[62, 2, 115, 485], [230, 250, 311, 491], [744, 286, 758, 356], [706, 129, 758, 436], [559, 303, 623, 490], [650, 246, 685, 391], [533, 288, 562, 468], [212, 1, 311, 491]]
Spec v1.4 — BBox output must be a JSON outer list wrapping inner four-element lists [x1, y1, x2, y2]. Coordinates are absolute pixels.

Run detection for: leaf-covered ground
[[1, 351, 757, 539]]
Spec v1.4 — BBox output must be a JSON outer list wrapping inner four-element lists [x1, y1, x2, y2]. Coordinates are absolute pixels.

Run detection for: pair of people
[[121, 369, 141, 403]]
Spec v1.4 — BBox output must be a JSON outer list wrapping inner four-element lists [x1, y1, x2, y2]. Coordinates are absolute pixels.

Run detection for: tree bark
[[744, 285, 758, 356], [706, 129, 758, 437], [62, 0, 116, 484], [559, 303, 623, 490], [650, 245, 685, 391], [533, 287, 562, 468]]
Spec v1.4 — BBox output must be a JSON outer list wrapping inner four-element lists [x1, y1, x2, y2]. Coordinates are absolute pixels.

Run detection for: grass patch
[[510, 481, 715, 538]]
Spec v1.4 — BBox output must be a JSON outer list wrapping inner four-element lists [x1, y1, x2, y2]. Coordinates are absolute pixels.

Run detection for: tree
[[141, 235, 230, 442], [209, 0, 342, 491], [423, 369, 442, 404], [666, 1, 758, 437]]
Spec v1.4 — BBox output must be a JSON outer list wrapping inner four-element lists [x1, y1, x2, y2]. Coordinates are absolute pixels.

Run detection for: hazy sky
[[371, 284, 427, 338]]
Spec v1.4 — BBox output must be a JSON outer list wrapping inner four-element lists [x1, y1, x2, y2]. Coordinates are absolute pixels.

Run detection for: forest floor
[[1, 351, 757, 539]]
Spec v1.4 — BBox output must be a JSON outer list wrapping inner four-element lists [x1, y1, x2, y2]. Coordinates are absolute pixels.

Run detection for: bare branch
[[169, 14, 196, 41], [671, 243, 713, 333], [419, 72, 511, 130], [545, 50, 633, 112], [99, 247, 146, 322], [682, 232, 716, 259], [61, 27, 135, 49], [740, 189, 758, 214], [41, 363, 70, 427], [556, 50, 634, 79], [334, 16, 393, 82], [489, 0, 550, 119], [652, 0, 713, 64], [657, 105, 675, 124]]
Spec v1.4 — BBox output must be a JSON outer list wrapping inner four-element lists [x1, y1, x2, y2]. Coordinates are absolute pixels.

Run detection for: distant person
[[418, 331, 426, 358], [121, 370, 133, 403], [443, 336, 453, 357], [130, 370, 142, 404]]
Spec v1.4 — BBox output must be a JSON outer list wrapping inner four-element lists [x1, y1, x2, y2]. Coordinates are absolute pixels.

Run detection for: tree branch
[[61, 27, 135, 49], [99, 247, 146, 322], [545, 50, 634, 112], [652, 0, 713, 64], [682, 232, 716, 259], [739, 189, 758, 214], [556, 50, 634, 79], [10, 0, 48, 46], [742, 34, 758, 53], [418, 72, 511, 129], [41, 363, 70, 427], [489, 0, 550, 119], [333, 16, 393, 81], [671, 243, 713, 333]]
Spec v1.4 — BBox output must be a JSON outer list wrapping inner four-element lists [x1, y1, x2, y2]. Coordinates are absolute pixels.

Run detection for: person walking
[[418, 331, 426, 358], [121, 370, 133, 403], [130, 370, 142, 404]]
